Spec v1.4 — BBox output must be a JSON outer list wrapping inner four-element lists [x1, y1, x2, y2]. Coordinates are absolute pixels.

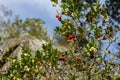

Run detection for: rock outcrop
[[0, 33, 67, 74]]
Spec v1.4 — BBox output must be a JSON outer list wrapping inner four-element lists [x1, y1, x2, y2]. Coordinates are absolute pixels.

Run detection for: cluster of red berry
[[59, 55, 66, 61], [29, 71, 33, 76], [76, 57, 81, 61], [103, 35, 107, 40], [56, 13, 76, 43], [29, 71, 51, 80], [59, 55, 81, 62], [56, 13, 62, 21], [67, 34, 75, 43], [44, 77, 50, 80]]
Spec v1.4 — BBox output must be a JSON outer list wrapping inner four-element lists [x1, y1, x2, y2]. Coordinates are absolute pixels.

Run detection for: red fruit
[[56, 13, 61, 18], [59, 55, 66, 61], [76, 58, 81, 61], [58, 17, 62, 21], [44, 77, 50, 80], [103, 35, 107, 40], [67, 39, 71, 43], [69, 34, 75, 39], [29, 72, 33, 76]]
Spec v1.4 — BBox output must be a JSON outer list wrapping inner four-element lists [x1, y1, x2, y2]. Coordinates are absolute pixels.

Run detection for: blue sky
[[0, 0, 106, 36], [0, 0, 61, 35]]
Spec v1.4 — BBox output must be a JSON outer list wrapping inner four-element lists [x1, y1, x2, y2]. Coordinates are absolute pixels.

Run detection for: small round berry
[[59, 55, 66, 61], [67, 39, 71, 43], [103, 35, 107, 40], [44, 77, 50, 80], [58, 17, 62, 21], [29, 72, 33, 76], [56, 14, 61, 18], [69, 34, 75, 39], [76, 57, 81, 61]]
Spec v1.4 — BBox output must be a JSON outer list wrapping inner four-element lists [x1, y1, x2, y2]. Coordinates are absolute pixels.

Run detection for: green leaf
[[68, 25, 72, 29], [87, 43, 92, 48], [60, 3, 68, 10], [115, 25, 120, 31], [51, 0, 58, 3], [89, 24, 95, 30], [1, 76, 9, 80], [117, 52, 120, 58], [35, 50, 42, 60], [83, 47, 88, 53], [83, 5, 88, 10], [77, 27, 84, 34], [118, 43, 120, 46], [54, 27, 60, 32]]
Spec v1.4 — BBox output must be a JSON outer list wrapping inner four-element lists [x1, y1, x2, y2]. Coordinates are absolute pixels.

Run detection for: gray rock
[[0, 33, 67, 74], [0, 33, 47, 74]]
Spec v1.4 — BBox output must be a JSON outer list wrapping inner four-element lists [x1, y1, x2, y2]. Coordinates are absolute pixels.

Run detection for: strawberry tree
[[51, 0, 120, 79], [0, 0, 120, 80]]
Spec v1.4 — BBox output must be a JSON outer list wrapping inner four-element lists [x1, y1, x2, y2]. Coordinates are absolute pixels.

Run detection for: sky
[[0, 0, 106, 36], [0, 0, 61, 36]]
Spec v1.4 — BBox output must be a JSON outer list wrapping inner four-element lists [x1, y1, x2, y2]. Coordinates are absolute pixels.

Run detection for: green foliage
[[2, 18, 48, 40], [51, 0, 120, 79], [0, 0, 120, 80], [1, 42, 116, 80], [117, 52, 120, 58], [0, 44, 19, 68], [0, 6, 49, 41], [94, 26, 102, 39], [105, 0, 120, 23], [0, 43, 83, 80], [51, 0, 58, 3]]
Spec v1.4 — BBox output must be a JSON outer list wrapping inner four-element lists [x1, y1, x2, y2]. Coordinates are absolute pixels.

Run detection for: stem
[[42, 61, 50, 77], [87, 65, 91, 80]]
